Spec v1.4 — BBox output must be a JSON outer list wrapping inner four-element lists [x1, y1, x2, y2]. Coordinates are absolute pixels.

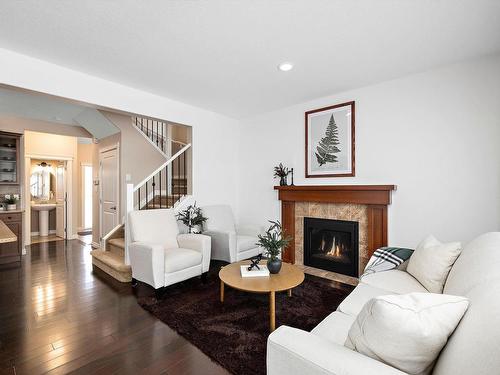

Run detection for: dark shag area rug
[[137, 263, 353, 375]]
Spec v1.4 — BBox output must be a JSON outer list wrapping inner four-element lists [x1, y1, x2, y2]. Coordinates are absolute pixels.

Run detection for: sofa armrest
[[129, 242, 165, 289], [203, 230, 237, 262], [177, 234, 212, 272], [267, 326, 407, 375]]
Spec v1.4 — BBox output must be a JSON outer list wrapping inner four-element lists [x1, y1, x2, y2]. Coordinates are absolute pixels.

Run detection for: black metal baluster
[[161, 121, 164, 152], [152, 175, 155, 209], [137, 187, 140, 210], [183, 151, 186, 195], [159, 169, 162, 209]]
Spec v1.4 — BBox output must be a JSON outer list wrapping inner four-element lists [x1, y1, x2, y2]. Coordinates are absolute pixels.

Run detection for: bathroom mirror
[[30, 163, 54, 200]]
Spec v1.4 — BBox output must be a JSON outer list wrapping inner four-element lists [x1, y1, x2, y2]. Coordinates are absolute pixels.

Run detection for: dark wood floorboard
[[0, 239, 229, 375]]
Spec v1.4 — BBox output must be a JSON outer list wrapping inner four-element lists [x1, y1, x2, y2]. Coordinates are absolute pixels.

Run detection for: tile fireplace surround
[[275, 185, 396, 285]]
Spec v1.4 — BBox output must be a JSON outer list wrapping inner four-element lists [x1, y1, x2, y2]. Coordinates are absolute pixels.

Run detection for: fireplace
[[303, 217, 359, 277]]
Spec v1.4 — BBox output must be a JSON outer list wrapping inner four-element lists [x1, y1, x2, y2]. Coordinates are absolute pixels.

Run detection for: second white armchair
[[202, 204, 263, 263]]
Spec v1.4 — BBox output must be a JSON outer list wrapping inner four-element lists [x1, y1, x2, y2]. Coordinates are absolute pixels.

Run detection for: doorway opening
[[29, 158, 68, 244]]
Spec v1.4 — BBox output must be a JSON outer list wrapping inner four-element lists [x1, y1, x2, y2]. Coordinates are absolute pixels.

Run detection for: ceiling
[[0, 87, 119, 139], [0, 1, 499, 119]]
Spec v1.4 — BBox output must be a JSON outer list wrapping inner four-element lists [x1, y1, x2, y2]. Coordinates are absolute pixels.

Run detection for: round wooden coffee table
[[219, 260, 305, 332]]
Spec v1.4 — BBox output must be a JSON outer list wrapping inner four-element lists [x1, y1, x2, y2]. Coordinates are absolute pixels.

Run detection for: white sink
[[31, 203, 56, 236], [31, 203, 56, 211]]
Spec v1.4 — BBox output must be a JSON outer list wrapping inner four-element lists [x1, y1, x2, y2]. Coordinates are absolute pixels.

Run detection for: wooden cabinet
[[0, 131, 20, 185], [0, 212, 22, 264]]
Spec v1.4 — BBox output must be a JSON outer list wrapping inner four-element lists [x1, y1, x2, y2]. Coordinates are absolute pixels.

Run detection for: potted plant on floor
[[176, 203, 207, 234], [256, 220, 291, 274]]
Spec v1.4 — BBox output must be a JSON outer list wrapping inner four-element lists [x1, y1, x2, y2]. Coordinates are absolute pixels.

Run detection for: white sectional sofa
[[267, 232, 500, 375]]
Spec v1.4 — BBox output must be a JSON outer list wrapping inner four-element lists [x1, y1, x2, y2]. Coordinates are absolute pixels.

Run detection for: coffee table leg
[[220, 280, 225, 303], [287, 289, 292, 297], [269, 291, 276, 332]]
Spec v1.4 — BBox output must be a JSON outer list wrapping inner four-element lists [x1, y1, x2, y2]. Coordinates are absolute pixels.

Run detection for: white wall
[[0, 48, 241, 213], [238, 54, 500, 247]]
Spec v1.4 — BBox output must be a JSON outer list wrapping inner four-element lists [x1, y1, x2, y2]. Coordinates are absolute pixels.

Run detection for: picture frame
[[305, 101, 355, 178]]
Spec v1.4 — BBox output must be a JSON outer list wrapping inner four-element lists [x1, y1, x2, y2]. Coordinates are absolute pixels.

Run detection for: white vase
[[7, 204, 17, 211]]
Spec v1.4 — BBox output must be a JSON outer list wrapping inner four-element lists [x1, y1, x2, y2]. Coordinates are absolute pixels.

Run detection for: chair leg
[[201, 272, 208, 283], [155, 287, 166, 300]]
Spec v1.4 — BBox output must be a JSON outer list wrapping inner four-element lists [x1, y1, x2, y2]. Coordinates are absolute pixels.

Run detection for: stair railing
[[133, 117, 169, 154]]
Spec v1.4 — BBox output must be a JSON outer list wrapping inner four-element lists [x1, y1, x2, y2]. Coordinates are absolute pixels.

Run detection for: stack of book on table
[[240, 265, 270, 278]]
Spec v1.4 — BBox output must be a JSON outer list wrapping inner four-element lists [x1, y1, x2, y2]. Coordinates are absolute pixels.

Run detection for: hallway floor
[[0, 239, 228, 374]]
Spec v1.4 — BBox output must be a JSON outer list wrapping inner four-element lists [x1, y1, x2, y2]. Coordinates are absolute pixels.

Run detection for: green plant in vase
[[176, 203, 207, 234], [256, 220, 291, 274], [3, 195, 18, 211], [273, 163, 289, 186]]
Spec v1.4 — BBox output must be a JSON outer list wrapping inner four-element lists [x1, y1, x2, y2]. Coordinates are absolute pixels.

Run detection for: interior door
[[100, 147, 119, 240], [55, 163, 66, 239]]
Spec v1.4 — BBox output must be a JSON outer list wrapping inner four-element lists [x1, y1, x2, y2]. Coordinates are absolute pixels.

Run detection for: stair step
[[107, 237, 125, 257], [90, 249, 131, 283], [108, 238, 125, 249]]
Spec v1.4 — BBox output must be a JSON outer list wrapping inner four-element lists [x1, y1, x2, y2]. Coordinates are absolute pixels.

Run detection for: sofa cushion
[[337, 283, 391, 316], [236, 235, 257, 253], [164, 248, 202, 273], [361, 270, 427, 294], [345, 293, 469, 375], [311, 311, 356, 345], [407, 235, 462, 293]]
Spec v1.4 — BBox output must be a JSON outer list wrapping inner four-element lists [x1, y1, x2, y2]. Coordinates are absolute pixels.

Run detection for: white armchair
[[201, 205, 263, 263], [128, 208, 211, 290]]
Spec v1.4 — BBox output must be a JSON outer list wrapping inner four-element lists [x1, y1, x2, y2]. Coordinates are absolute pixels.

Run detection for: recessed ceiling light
[[278, 62, 294, 72]]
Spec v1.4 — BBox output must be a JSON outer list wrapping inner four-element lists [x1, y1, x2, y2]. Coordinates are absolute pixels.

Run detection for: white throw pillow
[[345, 293, 469, 375], [406, 235, 462, 293]]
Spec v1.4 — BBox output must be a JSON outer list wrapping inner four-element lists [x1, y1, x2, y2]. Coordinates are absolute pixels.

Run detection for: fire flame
[[326, 236, 343, 257]]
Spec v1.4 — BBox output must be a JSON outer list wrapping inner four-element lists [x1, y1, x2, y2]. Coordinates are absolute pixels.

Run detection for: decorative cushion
[[406, 235, 462, 293], [345, 293, 469, 375], [236, 235, 258, 253], [164, 248, 202, 273]]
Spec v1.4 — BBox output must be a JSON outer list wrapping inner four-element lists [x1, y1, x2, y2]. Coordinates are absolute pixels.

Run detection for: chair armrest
[[203, 230, 237, 263], [177, 234, 211, 273], [129, 242, 165, 289], [267, 326, 407, 375]]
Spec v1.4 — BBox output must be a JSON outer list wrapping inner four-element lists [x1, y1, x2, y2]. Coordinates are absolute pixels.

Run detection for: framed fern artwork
[[305, 101, 355, 178]]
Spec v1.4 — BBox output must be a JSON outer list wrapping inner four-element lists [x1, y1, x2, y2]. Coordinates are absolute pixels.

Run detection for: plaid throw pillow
[[362, 247, 414, 278]]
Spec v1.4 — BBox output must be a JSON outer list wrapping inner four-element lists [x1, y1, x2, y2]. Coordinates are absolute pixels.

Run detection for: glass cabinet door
[[0, 134, 18, 184]]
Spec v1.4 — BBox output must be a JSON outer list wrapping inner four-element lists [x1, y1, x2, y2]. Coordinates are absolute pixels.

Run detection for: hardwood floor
[[0, 239, 229, 375]]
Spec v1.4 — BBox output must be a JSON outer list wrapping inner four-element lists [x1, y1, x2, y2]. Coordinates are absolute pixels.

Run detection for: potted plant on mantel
[[256, 220, 291, 274], [176, 203, 207, 234], [273, 163, 289, 186]]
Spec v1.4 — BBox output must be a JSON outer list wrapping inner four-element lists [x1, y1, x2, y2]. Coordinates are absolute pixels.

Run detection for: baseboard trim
[[91, 241, 101, 249], [31, 230, 57, 236]]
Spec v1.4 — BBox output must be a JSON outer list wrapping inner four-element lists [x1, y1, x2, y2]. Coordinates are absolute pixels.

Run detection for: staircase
[[91, 116, 192, 283]]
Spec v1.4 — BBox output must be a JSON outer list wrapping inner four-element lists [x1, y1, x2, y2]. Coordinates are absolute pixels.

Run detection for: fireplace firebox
[[303, 217, 359, 277]]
